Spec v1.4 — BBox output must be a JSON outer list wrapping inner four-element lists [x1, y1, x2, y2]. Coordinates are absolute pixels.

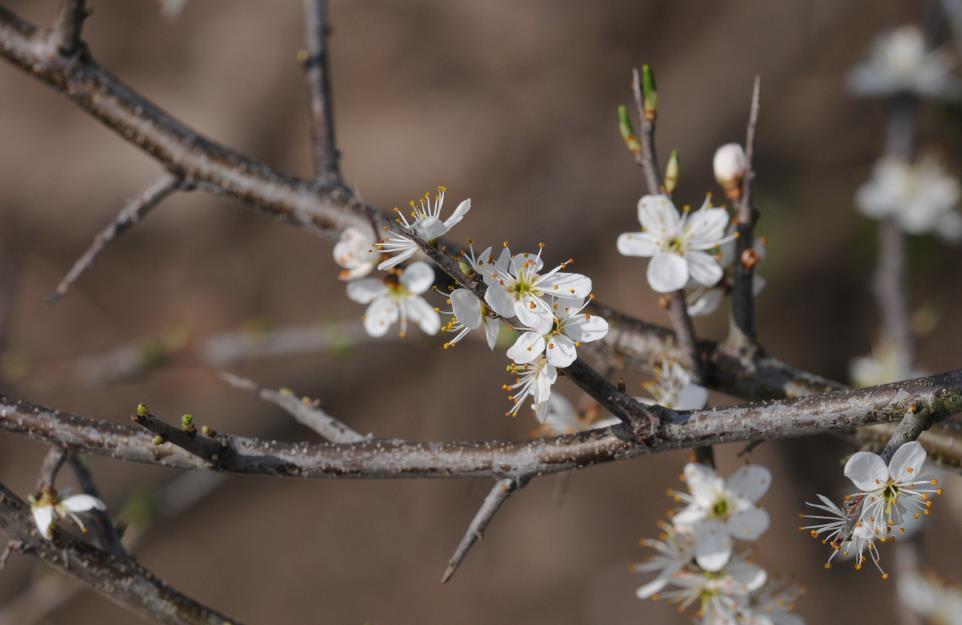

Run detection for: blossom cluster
[[800, 441, 941, 578], [334, 186, 610, 421], [635, 460, 804, 625]]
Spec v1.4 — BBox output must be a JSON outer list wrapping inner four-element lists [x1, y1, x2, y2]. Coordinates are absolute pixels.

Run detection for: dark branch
[[441, 477, 523, 583], [0, 480, 243, 625], [50, 0, 86, 56], [302, 0, 341, 184], [66, 456, 127, 556], [49, 174, 185, 303], [727, 76, 761, 350]]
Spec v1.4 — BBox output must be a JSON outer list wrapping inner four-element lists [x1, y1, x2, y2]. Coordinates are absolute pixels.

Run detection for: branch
[[219, 371, 365, 443], [131, 408, 227, 466], [49, 174, 185, 303], [301, 0, 341, 184], [441, 477, 523, 584], [66, 456, 127, 556], [727, 76, 761, 351], [36, 447, 67, 491], [1, 371, 960, 479], [0, 480, 243, 625], [50, 0, 86, 56], [631, 67, 661, 194], [0, 6, 371, 237]]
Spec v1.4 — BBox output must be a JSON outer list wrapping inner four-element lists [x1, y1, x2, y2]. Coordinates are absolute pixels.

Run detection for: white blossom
[[847, 25, 960, 99], [740, 579, 806, 625], [671, 463, 772, 571], [849, 343, 926, 388], [376, 186, 471, 270], [658, 555, 767, 624], [346, 261, 440, 338], [843, 441, 941, 538], [617, 194, 732, 293], [505, 296, 609, 368], [535, 394, 620, 436], [856, 156, 962, 241], [800, 494, 886, 577], [483, 245, 592, 333], [634, 521, 695, 599], [898, 569, 962, 625], [29, 488, 107, 540], [333, 226, 378, 281], [438, 288, 501, 350], [502, 356, 556, 420], [640, 361, 709, 410]]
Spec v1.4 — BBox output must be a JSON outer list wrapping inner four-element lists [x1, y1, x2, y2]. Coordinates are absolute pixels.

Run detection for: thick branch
[[1, 371, 960, 479], [0, 481, 243, 625], [49, 174, 185, 303], [727, 76, 761, 350], [302, 0, 341, 184], [441, 478, 522, 584]]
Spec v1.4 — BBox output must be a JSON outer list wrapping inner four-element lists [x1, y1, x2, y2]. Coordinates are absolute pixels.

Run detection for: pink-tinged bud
[[713, 143, 749, 199]]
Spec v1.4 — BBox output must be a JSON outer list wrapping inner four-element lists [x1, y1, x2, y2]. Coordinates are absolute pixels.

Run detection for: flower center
[[881, 481, 900, 503], [710, 497, 730, 520], [666, 236, 685, 253]]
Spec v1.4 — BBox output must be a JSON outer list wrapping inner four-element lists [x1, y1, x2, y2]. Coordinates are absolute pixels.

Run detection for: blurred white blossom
[[850, 343, 926, 388], [847, 25, 960, 98], [535, 394, 620, 436], [333, 226, 378, 281], [347, 261, 440, 337], [29, 488, 106, 540], [714, 143, 750, 198], [687, 236, 767, 317], [898, 569, 962, 625], [639, 361, 709, 410], [856, 156, 962, 241]]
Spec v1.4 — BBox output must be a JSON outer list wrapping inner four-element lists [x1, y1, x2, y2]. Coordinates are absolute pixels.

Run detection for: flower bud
[[713, 143, 749, 199]]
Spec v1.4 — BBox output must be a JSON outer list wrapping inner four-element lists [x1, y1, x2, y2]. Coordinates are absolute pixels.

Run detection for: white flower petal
[[376, 244, 417, 271], [406, 295, 440, 335], [693, 519, 733, 572], [346, 279, 388, 304], [686, 250, 724, 287], [725, 465, 772, 503], [535, 363, 557, 402], [515, 296, 554, 334], [443, 198, 471, 230], [616, 232, 659, 257], [687, 288, 723, 317], [888, 441, 927, 482], [567, 314, 608, 343], [727, 559, 768, 592], [844, 451, 889, 491], [484, 284, 516, 319], [674, 384, 708, 411], [686, 206, 730, 249], [507, 331, 547, 364], [684, 463, 723, 503], [483, 317, 501, 350], [727, 507, 769, 540], [400, 261, 435, 294], [647, 252, 688, 293], [363, 298, 398, 337], [545, 334, 577, 368], [539, 272, 592, 299], [450, 289, 482, 329], [61, 494, 106, 513], [638, 194, 680, 239], [32, 506, 54, 539], [636, 575, 671, 600]]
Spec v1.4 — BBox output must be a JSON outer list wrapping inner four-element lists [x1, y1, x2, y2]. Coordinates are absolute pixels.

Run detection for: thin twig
[[631, 68, 661, 194], [50, 0, 87, 56], [727, 76, 761, 351], [131, 410, 227, 466], [666, 291, 713, 465], [441, 477, 523, 584], [879, 403, 938, 463], [0, 540, 22, 571], [219, 371, 365, 443], [36, 447, 68, 492], [49, 174, 185, 304], [66, 456, 126, 557], [302, 0, 341, 184], [0, 480, 244, 625]]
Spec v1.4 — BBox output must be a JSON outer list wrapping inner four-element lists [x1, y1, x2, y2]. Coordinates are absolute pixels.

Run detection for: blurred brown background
[[1, 1, 961, 624]]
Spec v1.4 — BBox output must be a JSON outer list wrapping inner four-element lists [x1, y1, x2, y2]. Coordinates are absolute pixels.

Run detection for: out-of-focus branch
[[0, 481, 243, 625], [66, 456, 127, 556], [727, 76, 761, 352], [220, 371, 365, 443], [301, 0, 341, 184], [857, 420, 962, 470], [2, 371, 962, 480], [49, 174, 186, 303], [441, 477, 524, 584], [50, 0, 86, 56], [36, 447, 68, 491]]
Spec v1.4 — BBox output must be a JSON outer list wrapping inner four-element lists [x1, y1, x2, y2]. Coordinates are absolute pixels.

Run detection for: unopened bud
[[664, 149, 680, 194], [641, 65, 657, 121], [617, 105, 641, 157], [741, 247, 760, 270], [135, 403, 149, 417], [151, 435, 165, 446], [713, 143, 749, 200]]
